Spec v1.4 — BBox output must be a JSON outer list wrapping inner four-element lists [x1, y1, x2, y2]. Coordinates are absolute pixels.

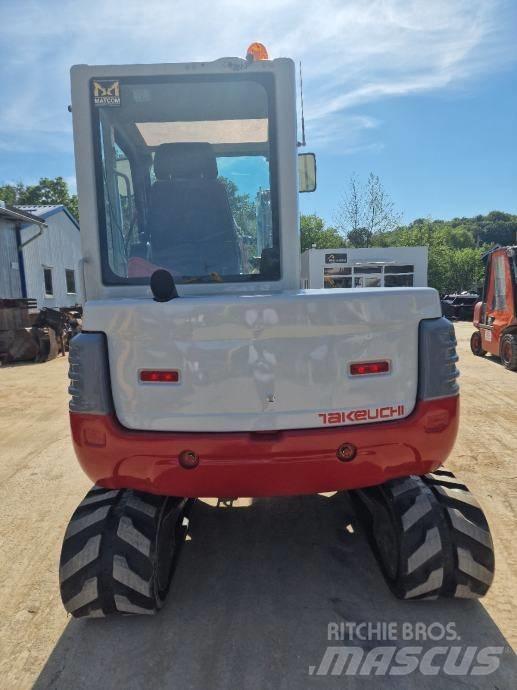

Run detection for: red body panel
[[70, 396, 459, 497]]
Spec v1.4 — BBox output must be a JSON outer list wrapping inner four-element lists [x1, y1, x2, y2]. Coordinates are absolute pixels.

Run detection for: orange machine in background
[[471, 246, 517, 369]]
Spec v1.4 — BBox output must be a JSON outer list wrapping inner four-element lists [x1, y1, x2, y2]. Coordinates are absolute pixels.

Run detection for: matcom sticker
[[92, 80, 121, 107]]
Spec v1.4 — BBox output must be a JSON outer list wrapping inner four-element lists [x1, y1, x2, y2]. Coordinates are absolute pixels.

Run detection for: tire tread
[[59, 486, 189, 618], [353, 470, 495, 600]]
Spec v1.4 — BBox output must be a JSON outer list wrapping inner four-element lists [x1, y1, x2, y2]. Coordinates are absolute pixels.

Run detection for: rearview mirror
[[298, 152, 317, 193]]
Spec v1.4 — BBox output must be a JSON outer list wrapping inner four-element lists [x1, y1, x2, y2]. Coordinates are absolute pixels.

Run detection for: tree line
[[0, 177, 79, 220]]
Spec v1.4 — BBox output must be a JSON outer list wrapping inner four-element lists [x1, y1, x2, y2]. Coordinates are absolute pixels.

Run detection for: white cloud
[[0, 0, 514, 154], [308, 114, 382, 153]]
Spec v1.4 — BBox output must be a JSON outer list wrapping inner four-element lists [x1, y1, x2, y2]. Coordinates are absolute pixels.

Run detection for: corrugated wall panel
[[0, 218, 23, 298], [21, 212, 84, 308]]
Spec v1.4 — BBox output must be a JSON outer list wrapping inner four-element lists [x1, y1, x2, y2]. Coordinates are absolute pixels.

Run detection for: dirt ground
[[0, 321, 515, 689]]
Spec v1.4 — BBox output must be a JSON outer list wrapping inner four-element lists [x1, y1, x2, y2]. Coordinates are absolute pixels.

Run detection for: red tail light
[[350, 361, 390, 376], [140, 370, 180, 383]]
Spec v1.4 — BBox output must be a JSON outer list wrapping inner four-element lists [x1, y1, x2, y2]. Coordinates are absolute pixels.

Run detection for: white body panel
[[83, 287, 441, 432]]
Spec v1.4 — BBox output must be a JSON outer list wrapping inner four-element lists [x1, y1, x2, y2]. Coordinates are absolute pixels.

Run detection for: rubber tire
[[355, 476, 453, 600], [470, 331, 486, 357], [500, 332, 517, 371], [422, 470, 494, 597], [59, 486, 191, 618], [353, 470, 494, 600]]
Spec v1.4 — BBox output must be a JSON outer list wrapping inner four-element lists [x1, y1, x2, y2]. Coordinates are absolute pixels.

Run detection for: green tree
[[0, 177, 79, 220], [335, 173, 402, 247], [372, 217, 486, 293], [435, 224, 475, 249], [347, 227, 371, 247], [449, 248, 485, 293], [218, 177, 256, 242], [427, 244, 452, 293], [0, 181, 26, 206], [300, 214, 345, 252]]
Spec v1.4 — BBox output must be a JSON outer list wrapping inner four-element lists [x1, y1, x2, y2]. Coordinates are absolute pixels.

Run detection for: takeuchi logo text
[[318, 405, 405, 425]]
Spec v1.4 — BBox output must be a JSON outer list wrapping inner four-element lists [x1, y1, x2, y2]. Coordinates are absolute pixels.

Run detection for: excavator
[[59, 43, 495, 617], [471, 245, 517, 369]]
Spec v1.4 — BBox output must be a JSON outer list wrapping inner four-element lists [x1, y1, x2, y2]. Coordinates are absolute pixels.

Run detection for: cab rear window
[[91, 75, 279, 285]]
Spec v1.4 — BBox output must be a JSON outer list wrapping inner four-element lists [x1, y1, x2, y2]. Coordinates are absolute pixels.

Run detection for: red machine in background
[[471, 246, 517, 370]]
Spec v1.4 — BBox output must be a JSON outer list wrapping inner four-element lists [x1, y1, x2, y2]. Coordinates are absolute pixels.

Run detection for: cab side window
[[492, 255, 507, 311]]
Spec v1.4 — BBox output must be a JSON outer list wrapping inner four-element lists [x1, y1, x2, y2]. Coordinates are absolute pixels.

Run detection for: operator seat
[[148, 142, 240, 278]]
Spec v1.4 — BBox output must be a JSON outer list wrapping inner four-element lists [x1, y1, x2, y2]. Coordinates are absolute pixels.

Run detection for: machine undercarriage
[[60, 468, 495, 618]]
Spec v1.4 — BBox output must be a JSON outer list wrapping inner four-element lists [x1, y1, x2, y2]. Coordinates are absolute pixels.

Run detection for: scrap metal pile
[[0, 299, 82, 365]]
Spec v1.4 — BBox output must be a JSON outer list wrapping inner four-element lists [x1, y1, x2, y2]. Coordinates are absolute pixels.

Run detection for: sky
[[1, 0, 516, 226]]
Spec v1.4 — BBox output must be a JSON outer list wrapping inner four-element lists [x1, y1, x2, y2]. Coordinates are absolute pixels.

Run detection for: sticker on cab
[[92, 80, 121, 107]]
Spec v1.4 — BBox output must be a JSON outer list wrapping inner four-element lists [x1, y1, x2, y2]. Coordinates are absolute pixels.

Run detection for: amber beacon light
[[246, 42, 269, 61]]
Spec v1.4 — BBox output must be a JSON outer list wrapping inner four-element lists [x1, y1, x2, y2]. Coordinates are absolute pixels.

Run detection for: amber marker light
[[246, 42, 269, 61]]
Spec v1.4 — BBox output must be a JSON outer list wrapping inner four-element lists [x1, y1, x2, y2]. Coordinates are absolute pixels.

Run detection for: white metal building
[[0, 204, 83, 307], [301, 246, 428, 290], [0, 205, 45, 299]]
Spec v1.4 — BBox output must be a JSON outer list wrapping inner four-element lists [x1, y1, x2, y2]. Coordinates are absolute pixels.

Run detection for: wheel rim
[[373, 504, 399, 580], [155, 501, 183, 597], [502, 340, 512, 364], [472, 332, 481, 354]]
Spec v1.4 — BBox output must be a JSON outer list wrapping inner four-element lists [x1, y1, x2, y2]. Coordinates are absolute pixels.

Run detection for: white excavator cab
[[69, 51, 445, 435], [71, 55, 314, 299]]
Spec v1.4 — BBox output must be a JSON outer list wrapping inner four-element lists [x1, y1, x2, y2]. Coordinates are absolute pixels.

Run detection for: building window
[[384, 264, 414, 274], [324, 267, 352, 276], [322, 262, 415, 289], [324, 275, 352, 288], [43, 267, 54, 297], [66, 269, 77, 294], [354, 265, 383, 274], [363, 276, 382, 287], [385, 274, 414, 287], [384, 264, 414, 287]]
